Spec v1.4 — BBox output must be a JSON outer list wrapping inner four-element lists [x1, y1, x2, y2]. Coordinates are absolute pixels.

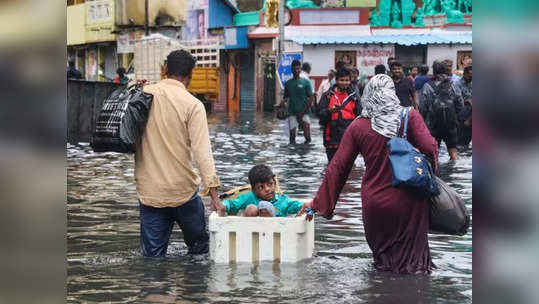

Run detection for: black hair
[[335, 67, 351, 79], [352, 67, 359, 74], [419, 64, 429, 74], [463, 65, 472, 74], [68, 60, 76, 67], [335, 60, 345, 70], [248, 164, 275, 188], [432, 61, 446, 75], [390, 61, 402, 69], [302, 62, 311, 72], [374, 64, 386, 75], [387, 57, 395, 64], [166, 50, 197, 77], [116, 67, 126, 76], [291, 60, 301, 68]]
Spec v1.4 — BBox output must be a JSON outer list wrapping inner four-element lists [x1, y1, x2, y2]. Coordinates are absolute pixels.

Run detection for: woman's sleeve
[[312, 122, 361, 218], [408, 110, 439, 172]]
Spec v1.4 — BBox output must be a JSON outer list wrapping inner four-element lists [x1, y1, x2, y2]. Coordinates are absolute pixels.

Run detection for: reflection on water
[[68, 111, 472, 303]]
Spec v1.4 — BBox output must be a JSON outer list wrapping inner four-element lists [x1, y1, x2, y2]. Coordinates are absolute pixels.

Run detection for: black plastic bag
[[276, 102, 289, 120], [91, 84, 153, 153], [429, 176, 470, 235]]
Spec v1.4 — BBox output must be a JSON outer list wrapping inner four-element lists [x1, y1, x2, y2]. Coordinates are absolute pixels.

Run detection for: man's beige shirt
[[135, 79, 220, 208]]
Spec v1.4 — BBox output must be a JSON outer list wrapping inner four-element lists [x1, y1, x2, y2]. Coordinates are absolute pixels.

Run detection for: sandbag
[[429, 176, 470, 235], [91, 84, 153, 153]]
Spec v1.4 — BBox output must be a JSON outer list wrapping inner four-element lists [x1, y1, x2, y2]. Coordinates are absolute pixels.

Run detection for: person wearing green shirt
[[219, 165, 306, 217], [282, 60, 313, 144]]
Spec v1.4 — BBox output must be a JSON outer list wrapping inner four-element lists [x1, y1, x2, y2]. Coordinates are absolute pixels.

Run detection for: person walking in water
[[419, 61, 464, 160], [317, 68, 361, 162], [280, 60, 313, 144], [299, 74, 439, 274], [136, 50, 223, 257]]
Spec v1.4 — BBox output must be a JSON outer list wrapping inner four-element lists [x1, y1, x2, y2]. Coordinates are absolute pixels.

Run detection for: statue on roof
[[285, 0, 319, 9], [441, 0, 464, 23]]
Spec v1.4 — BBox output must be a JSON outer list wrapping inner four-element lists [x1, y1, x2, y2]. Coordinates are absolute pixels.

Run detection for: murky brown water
[[68, 112, 472, 303]]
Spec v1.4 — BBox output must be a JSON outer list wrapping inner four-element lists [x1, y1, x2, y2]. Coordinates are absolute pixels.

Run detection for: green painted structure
[[370, 0, 472, 27], [232, 0, 472, 28]]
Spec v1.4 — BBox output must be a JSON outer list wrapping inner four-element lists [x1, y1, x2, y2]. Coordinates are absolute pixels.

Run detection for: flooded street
[[67, 112, 472, 303]]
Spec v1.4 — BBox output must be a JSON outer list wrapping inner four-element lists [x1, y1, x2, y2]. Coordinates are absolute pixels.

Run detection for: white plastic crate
[[209, 212, 314, 263]]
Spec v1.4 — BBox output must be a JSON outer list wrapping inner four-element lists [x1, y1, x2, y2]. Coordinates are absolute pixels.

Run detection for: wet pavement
[[67, 111, 472, 303]]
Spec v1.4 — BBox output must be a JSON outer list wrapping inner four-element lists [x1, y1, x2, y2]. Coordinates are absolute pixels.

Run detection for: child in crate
[[220, 164, 306, 217]]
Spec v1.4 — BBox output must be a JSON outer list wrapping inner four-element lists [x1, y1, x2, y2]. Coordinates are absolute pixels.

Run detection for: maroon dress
[[313, 109, 439, 274]]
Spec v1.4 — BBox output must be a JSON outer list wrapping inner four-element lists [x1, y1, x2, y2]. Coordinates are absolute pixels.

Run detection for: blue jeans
[[139, 194, 209, 257]]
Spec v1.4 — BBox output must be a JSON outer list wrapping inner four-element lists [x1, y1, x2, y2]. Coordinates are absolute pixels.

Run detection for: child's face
[[253, 178, 276, 201]]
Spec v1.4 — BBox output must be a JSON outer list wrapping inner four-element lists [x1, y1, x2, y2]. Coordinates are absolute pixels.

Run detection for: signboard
[[356, 45, 394, 76], [117, 33, 134, 54], [277, 53, 302, 88], [87, 0, 112, 24]]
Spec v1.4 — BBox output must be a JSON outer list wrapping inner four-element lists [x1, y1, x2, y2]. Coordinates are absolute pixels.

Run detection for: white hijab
[[360, 74, 403, 138]]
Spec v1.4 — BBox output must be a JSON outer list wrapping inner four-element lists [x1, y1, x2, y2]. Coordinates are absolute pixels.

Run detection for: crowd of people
[[283, 56, 472, 161], [67, 61, 130, 85]]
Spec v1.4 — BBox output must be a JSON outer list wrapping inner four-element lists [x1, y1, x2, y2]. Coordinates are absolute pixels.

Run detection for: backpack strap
[[400, 107, 411, 139], [339, 91, 357, 110]]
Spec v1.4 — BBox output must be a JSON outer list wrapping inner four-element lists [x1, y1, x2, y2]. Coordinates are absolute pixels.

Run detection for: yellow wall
[[67, 3, 86, 46], [85, 0, 116, 43]]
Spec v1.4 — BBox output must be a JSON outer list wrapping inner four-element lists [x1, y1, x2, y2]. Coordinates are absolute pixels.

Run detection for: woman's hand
[[297, 201, 314, 221]]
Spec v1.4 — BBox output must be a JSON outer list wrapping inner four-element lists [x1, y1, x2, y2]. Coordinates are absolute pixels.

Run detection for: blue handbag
[[387, 107, 440, 197]]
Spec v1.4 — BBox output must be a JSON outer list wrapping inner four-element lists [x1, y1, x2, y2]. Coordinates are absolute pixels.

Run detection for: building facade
[[221, 0, 471, 112]]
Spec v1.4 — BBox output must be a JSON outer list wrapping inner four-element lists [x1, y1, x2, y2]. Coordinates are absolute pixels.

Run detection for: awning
[[287, 33, 472, 46]]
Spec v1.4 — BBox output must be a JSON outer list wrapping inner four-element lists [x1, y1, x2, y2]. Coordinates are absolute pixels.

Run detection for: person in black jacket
[[317, 68, 362, 162]]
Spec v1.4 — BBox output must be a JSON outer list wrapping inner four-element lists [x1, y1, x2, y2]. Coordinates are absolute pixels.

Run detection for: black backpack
[[427, 79, 457, 134]]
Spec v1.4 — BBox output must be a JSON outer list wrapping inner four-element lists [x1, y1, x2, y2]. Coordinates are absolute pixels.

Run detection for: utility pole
[[276, 0, 285, 105], [145, 0, 150, 36]]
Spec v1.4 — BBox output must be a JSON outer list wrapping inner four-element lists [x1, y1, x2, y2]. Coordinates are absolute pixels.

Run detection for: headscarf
[[360, 74, 403, 138]]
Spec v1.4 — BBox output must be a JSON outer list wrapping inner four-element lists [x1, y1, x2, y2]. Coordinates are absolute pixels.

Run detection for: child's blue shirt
[[223, 192, 304, 217]]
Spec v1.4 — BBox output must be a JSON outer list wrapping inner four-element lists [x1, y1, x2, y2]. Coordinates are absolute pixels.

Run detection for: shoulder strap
[[400, 107, 411, 139], [339, 91, 357, 110]]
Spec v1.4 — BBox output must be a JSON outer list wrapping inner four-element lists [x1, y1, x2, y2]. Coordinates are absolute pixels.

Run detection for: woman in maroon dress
[[299, 74, 439, 274]]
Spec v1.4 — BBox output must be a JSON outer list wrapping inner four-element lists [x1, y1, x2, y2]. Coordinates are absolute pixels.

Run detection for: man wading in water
[[135, 50, 224, 257], [280, 60, 314, 144]]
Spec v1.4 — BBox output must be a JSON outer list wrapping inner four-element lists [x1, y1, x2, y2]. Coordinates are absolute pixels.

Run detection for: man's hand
[[296, 113, 304, 124], [296, 201, 314, 221], [209, 187, 226, 216]]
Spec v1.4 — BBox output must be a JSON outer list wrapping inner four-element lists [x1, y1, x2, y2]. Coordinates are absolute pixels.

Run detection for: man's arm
[[208, 187, 225, 215], [187, 102, 221, 202], [412, 91, 418, 109], [452, 83, 465, 119], [409, 79, 418, 109]]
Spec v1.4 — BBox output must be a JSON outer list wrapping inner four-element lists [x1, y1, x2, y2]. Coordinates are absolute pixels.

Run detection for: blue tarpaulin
[[287, 33, 472, 46]]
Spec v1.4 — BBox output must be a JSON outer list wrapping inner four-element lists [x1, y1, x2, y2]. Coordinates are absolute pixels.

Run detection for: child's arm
[[222, 192, 253, 214], [281, 195, 306, 215]]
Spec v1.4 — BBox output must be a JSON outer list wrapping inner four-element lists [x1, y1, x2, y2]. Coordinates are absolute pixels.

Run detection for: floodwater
[[67, 112, 472, 303]]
